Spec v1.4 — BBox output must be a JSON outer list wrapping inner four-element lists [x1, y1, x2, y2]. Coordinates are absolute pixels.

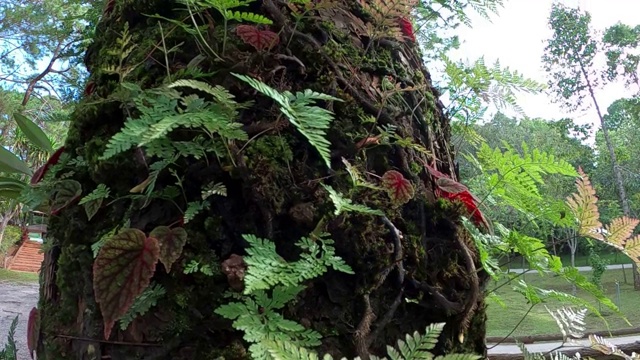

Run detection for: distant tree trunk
[[579, 64, 640, 290], [36, 1, 489, 359], [566, 229, 578, 296]]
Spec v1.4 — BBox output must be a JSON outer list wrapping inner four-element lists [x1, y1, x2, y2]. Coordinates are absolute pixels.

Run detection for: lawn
[[486, 268, 639, 338], [502, 252, 633, 270], [0, 268, 39, 283]]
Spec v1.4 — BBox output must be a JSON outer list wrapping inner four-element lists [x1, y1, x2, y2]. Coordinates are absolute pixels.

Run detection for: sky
[[446, 0, 640, 130]]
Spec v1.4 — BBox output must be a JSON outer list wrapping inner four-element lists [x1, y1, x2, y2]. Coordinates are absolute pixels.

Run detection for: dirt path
[[0, 281, 38, 360]]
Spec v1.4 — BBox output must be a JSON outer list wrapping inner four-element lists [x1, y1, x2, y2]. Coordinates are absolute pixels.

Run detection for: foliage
[[93, 228, 161, 339], [542, 3, 598, 112], [567, 169, 640, 269], [233, 73, 341, 168], [442, 56, 546, 120], [240, 233, 354, 294], [322, 184, 384, 217], [263, 322, 480, 360], [149, 226, 187, 273], [602, 23, 640, 91], [118, 283, 166, 331], [381, 170, 415, 206], [215, 233, 353, 359], [0, 315, 18, 360]]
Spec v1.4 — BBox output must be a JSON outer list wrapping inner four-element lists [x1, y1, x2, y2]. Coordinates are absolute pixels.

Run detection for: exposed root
[[456, 233, 480, 343], [354, 294, 375, 360]]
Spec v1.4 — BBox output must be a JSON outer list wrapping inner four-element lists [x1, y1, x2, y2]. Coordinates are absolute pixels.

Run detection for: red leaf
[[50, 179, 82, 215], [149, 226, 187, 273], [398, 17, 416, 42], [27, 307, 39, 359], [84, 81, 96, 97], [31, 146, 65, 184], [382, 170, 415, 206], [93, 228, 160, 339], [236, 25, 279, 51], [446, 191, 489, 229]]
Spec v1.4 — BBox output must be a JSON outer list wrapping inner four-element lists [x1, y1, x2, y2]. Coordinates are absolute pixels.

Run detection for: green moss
[[244, 135, 294, 166]]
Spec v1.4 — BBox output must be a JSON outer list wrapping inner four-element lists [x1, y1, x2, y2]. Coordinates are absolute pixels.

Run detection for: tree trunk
[[36, 1, 489, 359], [579, 63, 640, 290]]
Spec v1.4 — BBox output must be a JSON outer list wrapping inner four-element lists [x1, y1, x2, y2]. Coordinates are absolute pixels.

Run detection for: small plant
[[0, 315, 18, 360]]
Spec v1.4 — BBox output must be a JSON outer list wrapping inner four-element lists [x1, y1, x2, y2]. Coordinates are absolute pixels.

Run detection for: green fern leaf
[[322, 184, 384, 216], [225, 10, 273, 24], [233, 73, 341, 168]]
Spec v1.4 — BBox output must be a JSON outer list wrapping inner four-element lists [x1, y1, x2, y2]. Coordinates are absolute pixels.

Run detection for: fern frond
[[604, 217, 639, 250], [545, 306, 586, 342], [119, 283, 166, 330], [78, 184, 111, 205], [393, 323, 444, 359], [322, 184, 384, 216], [566, 168, 604, 240], [225, 10, 273, 24], [233, 73, 340, 168]]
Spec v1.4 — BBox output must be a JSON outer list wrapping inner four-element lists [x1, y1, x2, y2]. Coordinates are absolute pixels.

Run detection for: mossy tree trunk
[[36, 0, 489, 359]]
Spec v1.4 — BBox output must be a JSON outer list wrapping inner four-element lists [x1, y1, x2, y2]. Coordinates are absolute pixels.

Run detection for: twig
[[487, 304, 536, 349]]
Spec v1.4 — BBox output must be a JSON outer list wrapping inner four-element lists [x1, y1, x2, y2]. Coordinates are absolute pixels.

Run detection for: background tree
[[602, 22, 640, 92], [542, 3, 640, 289], [32, 0, 493, 359]]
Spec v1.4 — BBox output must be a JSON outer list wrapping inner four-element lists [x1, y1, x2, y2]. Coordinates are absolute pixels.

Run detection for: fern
[[233, 73, 341, 168], [78, 184, 111, 204], [322, 184, 384, 216], [567, 168, 640, 269], [0, 315, 18, 360], [359, 0, 417, 42], [261, 323, 480, 360], [215, 232, 352, 360], [118, 283, 166, 330], [184, 201, 209, 223], [241, 233, 353, 294], [566, 167, 604, 240], [545, 306, 586, 343]]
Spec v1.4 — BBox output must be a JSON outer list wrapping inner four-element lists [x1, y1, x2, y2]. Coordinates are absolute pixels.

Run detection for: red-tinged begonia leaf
[[398, 17, 416, 42], [50, 179, 82, 215], [93, 228, 160, 340], [149, 226, 187, 273], [381, 170, 414, 206], [31, 146, 65, 184], [236, 25, 279, 51], [27, 307, 39, 359]]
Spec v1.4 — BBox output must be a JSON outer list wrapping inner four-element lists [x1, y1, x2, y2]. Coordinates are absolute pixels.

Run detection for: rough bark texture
[[35, 1, 489, 359]]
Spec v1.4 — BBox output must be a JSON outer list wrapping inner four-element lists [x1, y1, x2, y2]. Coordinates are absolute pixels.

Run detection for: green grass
[[487, 268, 640, 337], [503, 252, 633, 270], [0, 269, 39, 283]]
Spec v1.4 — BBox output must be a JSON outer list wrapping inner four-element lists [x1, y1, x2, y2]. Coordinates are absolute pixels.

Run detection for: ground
[[487, 268, 640, 337], [0, 273, 38, 360]]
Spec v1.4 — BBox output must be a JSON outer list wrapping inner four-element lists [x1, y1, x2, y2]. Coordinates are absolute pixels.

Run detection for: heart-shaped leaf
[[93, 228, 160, 339], [83, 199, 103, 221], [381, 170, 414, 206], [236, 25, 279, 51], [0, 145, 32, 175], [14, 113, 53, 152], [50, 180, 82, 215], [149, 226, 187, 273], [27, 307, 39, 359]]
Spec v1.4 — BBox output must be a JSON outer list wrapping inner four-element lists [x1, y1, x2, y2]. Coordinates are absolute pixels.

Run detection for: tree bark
[[36, 1, 489, 359]]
